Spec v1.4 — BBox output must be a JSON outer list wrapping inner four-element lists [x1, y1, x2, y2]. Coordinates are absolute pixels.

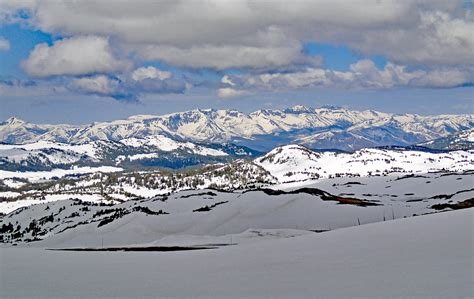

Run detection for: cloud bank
[[0, 0, 472, 101], [5, 0, 471, 69]]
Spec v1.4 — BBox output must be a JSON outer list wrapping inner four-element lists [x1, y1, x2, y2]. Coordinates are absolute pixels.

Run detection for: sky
[[0, 0, 473, 124]]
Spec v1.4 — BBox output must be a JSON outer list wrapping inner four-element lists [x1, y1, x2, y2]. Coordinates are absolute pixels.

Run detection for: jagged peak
[[3, 116, 26, 125], [249, 108, 282, 117], [283, 105, 315, 114], [195, 108, 217, 114], [318, 105, 345, 110]]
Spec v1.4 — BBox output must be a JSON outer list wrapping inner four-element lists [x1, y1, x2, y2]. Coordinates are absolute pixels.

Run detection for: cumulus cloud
[[5, 0, 472, 69], [217, 88, 247, 98], [221, 75, 235, 86], [227, 59, 473, 91], [349, 11, 474, 66], [69, 70, 186, 101], [21, 36, 130, 77], [0, 37, 10, 50], [132, 66, 171, 81], [70, 75, 120, 95]]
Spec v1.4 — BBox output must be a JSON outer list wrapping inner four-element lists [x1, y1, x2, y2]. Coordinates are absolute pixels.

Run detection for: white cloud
[[0, 37, 10, 50], [132, 66, 171, 81], [349, 11, 474, 66], [228, 60, 472, 91], [18, 0, 421, 45], [409, 68, 472, 88], [6, 0, 470, 69], [137, 44, 303, 70], [221, 75, 235, 86], [21, 36, 130, 77], [217, 88, 247, 98], [70, 75, 119, 95]]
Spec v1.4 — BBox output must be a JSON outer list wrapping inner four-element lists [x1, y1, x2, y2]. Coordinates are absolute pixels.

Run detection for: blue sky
[[0, 24, 53, 79], [0, 1, 473, 124]]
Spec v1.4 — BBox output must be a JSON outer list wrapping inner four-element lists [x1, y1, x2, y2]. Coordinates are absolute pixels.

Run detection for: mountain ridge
[[1, 105, 473, 151]]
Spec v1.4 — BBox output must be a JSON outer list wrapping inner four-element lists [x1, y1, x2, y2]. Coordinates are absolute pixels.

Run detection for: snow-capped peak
[[283, 105, 315, 114], [2, 117, 25, 126]]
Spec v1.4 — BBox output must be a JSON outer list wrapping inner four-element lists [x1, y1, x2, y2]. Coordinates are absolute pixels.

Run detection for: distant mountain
[[418, 128, 474, 150], [1, 106, 473, 151], [0, 136, 259, 171]]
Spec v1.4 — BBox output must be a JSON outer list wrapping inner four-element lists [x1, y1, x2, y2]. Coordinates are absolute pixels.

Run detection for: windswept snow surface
[[0, 209, 471, 298]]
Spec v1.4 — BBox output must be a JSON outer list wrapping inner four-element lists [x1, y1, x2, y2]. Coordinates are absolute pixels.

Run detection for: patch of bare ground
[[431, 199, 474, 210], [252, 188, 380, 207]]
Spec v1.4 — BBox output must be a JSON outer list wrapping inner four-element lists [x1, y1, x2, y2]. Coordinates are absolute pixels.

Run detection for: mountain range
[[2, 105, 473, 151]]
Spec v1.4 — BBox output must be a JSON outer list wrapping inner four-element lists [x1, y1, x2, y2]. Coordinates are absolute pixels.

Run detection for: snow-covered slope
[[119, 135, 227, 156], [0, 140, 102, 170], [419, 128, 474, 150], [2, 170, 472, 246], [0, 136, 260, 171], [0, 159, 275, 214], [2, 208, 470, 298], [256, 144, 474, 183], [1, 144, 472, 214], [2, 106, 472, 151]]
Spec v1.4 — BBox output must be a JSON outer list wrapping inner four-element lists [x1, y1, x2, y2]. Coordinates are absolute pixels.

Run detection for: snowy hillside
[[2, 106, 472, 151], [1, 145, 472, 214], [0, 159, 275, 214], [0, 136, 258, 171], [256, 144, 474, 183], [1, 170, 472, 246], [419, 128, 474, 150]]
